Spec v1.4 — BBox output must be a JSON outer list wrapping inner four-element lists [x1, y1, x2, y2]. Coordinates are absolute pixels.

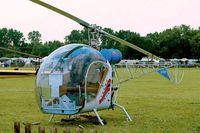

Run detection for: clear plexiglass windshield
[[35, 44, 106, 113]]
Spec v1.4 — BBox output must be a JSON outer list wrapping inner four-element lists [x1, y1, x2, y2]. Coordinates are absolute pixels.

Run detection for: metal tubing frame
[[114, 103, 132, 121], [93, 109, 104, 125]]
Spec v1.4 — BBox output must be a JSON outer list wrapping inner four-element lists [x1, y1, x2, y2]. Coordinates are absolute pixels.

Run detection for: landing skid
[[93, 109, 104, 125], [48, 113, 106, 125], [48, 104, 131, 125], [114, 103, 132, 121]]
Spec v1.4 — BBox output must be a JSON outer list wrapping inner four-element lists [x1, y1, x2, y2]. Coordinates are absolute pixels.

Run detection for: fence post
[[14, 122, 20, 133], [90, 129, 97, 133], [51, 127, 57, 133], [38, 126, 45, 133], [63, 128, 70, 133], [76, 128, 84, 133], [25, 123, 31, 133]]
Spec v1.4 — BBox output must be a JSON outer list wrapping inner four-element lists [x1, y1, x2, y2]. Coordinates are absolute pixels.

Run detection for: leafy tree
[[28, 31, 42, 44], [145, 32, 160, 55], [7, 28, 25, 47], [0, 28, 9, 57], [28, 31, 44, 57], [115, 30, 144, 59], [0, 28, 25, 57], [45, 40, 64, 53], [1, 25, 200, 59], [190, 31, 200, 58], [101, 28, 116, 49], [65, 28, 88, 44], [31, 43, 49, 57], [158, 25, 194, 58]]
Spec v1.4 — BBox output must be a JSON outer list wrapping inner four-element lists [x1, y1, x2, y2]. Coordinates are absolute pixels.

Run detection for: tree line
[[0, 24, 200, 59]]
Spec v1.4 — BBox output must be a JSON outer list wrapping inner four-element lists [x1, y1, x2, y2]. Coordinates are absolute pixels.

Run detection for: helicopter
[[0, 46, 39, 78], [26, 0, 182, 125]]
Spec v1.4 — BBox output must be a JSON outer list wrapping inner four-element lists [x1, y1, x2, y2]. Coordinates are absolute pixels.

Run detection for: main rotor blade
[[100, 30, 160, 60], [30, 0, 160, 60], [0, 46, 40, 58], [30, 0, 90, 28]]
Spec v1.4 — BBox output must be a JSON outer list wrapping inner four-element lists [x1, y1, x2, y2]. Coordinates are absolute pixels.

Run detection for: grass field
[[0, 68, 200, 132]]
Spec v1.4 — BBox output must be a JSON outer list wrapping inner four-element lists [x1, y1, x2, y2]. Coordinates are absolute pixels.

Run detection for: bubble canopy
[[36, 44, 108, 114]]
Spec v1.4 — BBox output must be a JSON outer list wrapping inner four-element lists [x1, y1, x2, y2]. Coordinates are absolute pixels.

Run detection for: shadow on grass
[[50, 115, 107, 127]]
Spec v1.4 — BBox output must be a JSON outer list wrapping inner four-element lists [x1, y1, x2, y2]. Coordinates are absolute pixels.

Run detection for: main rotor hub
[[88, 24, 102, 50]]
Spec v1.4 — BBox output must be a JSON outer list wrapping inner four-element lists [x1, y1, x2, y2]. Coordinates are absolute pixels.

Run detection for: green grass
[[0, 68, 200, 132]]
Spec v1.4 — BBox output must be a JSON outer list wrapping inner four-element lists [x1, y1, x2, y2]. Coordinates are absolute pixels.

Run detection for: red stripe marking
[[99, 79, 111, 104]]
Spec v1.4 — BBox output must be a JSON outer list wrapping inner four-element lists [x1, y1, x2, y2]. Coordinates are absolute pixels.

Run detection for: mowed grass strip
[[0, 68, 200, 132]]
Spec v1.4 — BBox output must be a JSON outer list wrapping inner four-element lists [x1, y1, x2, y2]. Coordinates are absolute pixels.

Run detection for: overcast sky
[[0, 0, 199, 42]]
